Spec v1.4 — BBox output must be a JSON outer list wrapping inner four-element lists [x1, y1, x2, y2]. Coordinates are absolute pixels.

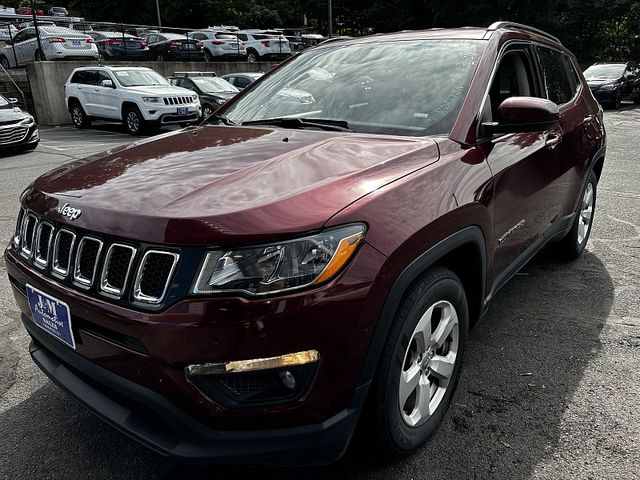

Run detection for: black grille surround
[[12, 208, 185, 311]]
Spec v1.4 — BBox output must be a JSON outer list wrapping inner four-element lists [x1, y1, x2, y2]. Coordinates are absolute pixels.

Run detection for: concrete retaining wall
[[26, 60, 279, 126]]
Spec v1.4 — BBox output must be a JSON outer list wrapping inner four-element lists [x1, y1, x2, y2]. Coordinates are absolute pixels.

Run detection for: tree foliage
[[18, 0, 640, 63]]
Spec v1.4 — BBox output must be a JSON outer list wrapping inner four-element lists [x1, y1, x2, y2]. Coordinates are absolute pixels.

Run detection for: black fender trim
[[356, 226, 487, 388]]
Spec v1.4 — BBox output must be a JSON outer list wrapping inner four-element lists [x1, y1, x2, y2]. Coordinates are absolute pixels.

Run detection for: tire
[[634, 94, 640, 105], [247, 49, 259, 63], [34, 49, 45, 62], [69, 102, 91, 129], [157, 54, 165, 62], [371, 267, 469, 456], [614, 90, 622, 109], [549, 170, 597, 261], [202, 104, 214, 119], [123, 106, 145, 136], [0, 56, 9, 70], [204, 50, 213, 62]]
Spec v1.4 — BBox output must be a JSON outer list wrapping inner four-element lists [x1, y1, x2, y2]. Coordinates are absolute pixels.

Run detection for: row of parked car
[[64, 66, 263, 135], [0, 22, 326, 67]]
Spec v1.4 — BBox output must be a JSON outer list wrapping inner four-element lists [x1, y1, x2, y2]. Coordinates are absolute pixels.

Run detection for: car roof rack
[[486, 21, 561, 45]]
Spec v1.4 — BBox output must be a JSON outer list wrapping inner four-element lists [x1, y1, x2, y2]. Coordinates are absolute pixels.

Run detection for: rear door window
[[536, 47, 574, 105]]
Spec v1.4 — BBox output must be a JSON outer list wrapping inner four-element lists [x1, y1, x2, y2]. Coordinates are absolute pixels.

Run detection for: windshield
[[223, 39, 485, 136], [113, 69, 169, 87], [584, 64, 626, 79], [192, 77, 238, 93]]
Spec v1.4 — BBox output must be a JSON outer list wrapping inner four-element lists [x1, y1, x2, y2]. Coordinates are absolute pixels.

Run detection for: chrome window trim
[[99, 244, 137, 298], [52, 229, 76, 278], [73, 236, 103, 288], [133, 250, 180, 304], [20, 213, 38, 259], [33, 222, 54, 269]]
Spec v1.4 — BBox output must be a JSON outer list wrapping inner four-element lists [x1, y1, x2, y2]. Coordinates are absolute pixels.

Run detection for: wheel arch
[[67, 97, 81, 110], [121, 101, 140, 120], [356, 226, 486, 389]]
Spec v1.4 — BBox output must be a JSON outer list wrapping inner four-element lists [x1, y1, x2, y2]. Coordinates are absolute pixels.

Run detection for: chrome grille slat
[[34, 222, 54, 268], [100, 244, 136, 297], [52, 229, 76, 278], [13, 207, 26, 248], [133, 250, 180, 304], [20, 213, 38, 258], [73, 237, 103, 287]]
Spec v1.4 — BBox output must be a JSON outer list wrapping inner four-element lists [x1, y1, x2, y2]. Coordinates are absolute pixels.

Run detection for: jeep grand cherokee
[[5, 21, 605, 465]]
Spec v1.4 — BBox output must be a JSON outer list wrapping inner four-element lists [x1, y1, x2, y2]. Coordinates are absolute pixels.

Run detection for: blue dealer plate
[[26, 284, 75, 349], [177, 107, 189, 115]]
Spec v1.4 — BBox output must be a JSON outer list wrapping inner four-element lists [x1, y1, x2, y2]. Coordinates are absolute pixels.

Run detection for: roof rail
[[486, 21, 561, 45]]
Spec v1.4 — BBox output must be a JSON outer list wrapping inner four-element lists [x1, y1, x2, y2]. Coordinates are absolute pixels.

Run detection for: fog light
[[279, 370, 296, 390]]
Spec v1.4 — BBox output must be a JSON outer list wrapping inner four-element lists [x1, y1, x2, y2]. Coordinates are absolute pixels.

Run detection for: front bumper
[[0, 124, 39, 150], [141, 105, 200, 123], [590, 87, 619, 104], [5, 241, 393, 462]]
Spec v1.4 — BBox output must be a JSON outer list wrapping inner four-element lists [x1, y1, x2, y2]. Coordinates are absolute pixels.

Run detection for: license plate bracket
[[26, 284, 75, 349]]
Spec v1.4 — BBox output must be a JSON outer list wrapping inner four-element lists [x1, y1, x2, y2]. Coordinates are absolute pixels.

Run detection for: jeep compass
[[5, 22, 605, 465]]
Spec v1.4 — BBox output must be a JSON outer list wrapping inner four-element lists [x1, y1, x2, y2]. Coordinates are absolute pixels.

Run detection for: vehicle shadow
[[0, 250, 613, 479], [86, 121, 182, 137]]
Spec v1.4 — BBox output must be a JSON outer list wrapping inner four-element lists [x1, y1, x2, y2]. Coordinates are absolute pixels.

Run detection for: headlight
[[192, 224, 365, 295], [192, 95, 199, 102], [20, 115, 35, 126], [600, 83, 618, 91], [141, 96, 161, 103]]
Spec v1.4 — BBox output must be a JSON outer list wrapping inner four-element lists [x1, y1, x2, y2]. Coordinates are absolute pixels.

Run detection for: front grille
[[14, 208, 180, 308], [0, 126, 28, 145], [134, 251, 180, 304], [163, 96, 191, 105]]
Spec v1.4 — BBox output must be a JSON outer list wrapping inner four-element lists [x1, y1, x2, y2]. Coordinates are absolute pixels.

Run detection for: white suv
[[65, 66, 201, 135], [189, 30, 247, 60], [234, 30, 291, 62]]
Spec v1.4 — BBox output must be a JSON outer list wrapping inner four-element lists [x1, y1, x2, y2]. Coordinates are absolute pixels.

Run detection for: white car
[[189, 30, 246, 60], [65, 66, 201, 135], [234, 30, 291, 62], [0, 26, 98, 68]]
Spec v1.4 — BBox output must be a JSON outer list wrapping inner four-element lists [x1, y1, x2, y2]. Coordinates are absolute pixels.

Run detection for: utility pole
[[155, 0, 162, 28], [327, 0, 333, 38]]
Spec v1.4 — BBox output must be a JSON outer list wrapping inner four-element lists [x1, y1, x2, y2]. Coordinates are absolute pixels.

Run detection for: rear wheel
[[634, 93, 640, 105], [69, 102, 91, 129], [0, 55, 9, 70], [157, 53, 165, 62], [371, 267, 468, 456], [614, 90, 622, 109], [549, 170, 597, 261], [34, 49, 45, 61], [123, 106, 145, 136], [247, 49, 259, 63]]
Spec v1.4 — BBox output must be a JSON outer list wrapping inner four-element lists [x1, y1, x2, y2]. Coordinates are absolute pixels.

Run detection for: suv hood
[[123, 85, 195, 96], [27, 126, 439, 245]]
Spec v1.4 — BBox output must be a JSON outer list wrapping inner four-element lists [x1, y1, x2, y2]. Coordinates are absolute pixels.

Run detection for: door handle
[[545, 132, 562, 150]]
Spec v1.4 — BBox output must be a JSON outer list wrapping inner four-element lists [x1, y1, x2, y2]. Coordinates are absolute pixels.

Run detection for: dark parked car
[[584, 62, 640, 108], [144, 32, 204, 61], [48, 6, 69, 16], [221, 72, 263, 89], [167, 73, 238, 118], [5, 22, 605, 465], [0, 94, 38, 152], [89, 31, 149, 60]]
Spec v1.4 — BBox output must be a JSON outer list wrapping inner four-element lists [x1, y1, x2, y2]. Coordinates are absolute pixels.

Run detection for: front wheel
[[202, 104, 214, 119], [549, 170, 597, 261], [614, 90, 622, 109], [372, 267, 468, 456], [123, 106, 145, 136]]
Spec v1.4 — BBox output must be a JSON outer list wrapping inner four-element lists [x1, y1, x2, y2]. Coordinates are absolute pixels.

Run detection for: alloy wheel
[[399, 300, 459, 427], [72, 107, 83, 127], [577, 182, 594, 246], [203, 105, 213, 118], [127, 111, 140, 134]]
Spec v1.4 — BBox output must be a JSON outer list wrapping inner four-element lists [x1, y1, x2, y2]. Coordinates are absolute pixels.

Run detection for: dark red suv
[[5, 22, 605, 465]]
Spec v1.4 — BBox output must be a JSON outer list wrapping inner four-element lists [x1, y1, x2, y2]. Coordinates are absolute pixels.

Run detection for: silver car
[[0, 26, 98, 68]]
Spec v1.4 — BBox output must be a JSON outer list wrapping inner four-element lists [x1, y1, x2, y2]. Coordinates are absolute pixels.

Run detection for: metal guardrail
[[0, 60, 26, 107]]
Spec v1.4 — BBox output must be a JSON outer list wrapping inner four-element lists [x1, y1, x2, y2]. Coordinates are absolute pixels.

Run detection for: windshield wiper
[[242, 117, 352, 132], [209, 114, 238, 126]]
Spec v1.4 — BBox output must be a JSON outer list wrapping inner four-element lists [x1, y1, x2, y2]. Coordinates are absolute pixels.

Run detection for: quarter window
[[537, 47, 574, 105]]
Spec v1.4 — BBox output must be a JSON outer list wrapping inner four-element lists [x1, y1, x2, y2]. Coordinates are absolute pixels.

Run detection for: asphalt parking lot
[[0, 111, 639, 479]]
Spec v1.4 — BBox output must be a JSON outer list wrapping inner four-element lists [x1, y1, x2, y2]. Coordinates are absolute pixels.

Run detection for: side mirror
[[100, 79, 114, 88], [8, 97, 18, 104], [482, 97, 559, 135]]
